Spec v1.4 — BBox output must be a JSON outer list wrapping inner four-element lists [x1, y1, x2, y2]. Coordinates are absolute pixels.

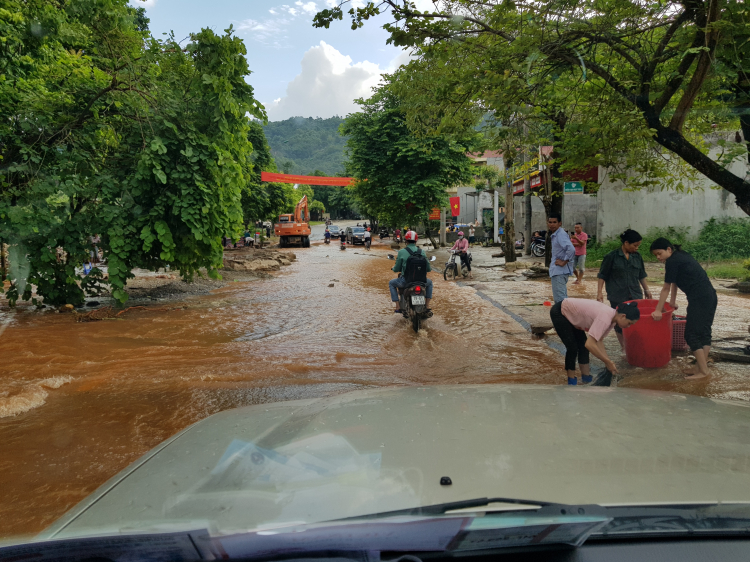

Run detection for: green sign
[[564, 181, 584, 194]]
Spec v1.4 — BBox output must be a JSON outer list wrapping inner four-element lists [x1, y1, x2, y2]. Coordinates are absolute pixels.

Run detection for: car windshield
[[2, 0, 750, 559]]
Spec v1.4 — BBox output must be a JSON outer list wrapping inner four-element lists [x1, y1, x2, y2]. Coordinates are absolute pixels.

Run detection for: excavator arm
[[294, 195, 308, 223]]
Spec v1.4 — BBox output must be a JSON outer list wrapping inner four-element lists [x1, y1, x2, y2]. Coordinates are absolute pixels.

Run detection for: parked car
[[328, 225, 341, 237], [346, 226, 365, 245]]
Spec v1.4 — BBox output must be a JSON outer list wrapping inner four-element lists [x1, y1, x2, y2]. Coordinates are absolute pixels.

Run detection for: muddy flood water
[[1, 240, 568, 539]]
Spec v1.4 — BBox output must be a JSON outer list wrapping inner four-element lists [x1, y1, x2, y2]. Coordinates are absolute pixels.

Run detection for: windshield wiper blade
[[332, 497, 608, 522]]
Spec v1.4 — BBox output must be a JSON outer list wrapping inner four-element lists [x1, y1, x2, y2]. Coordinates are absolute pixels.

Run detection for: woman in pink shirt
[[550, 298, 640, 385], [450, 231, 472, 279]]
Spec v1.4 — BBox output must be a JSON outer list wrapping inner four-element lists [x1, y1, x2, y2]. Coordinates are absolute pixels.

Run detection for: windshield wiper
[[332, 496, 609, 522]]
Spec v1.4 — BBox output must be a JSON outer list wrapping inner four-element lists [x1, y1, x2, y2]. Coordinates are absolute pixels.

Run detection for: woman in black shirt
[[650, 237, 717, 380], [597, 229, 653, 349]]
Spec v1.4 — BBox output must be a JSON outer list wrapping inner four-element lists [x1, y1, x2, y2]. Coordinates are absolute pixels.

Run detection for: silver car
[[19, 385, 750, 560]]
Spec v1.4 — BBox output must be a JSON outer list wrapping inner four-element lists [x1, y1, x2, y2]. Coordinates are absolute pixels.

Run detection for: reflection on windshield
[[164, 433, 418, 532]]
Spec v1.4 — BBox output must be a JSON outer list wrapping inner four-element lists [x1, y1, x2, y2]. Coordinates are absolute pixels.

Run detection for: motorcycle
[[530, 236, 546, 258], [324, 236, 331, 245], [388, 255, 437, 333], [365, 237, 371, 250], [340, 240, 346, 251], [444, 250, 472, 281], [379, 228, 390, 240]]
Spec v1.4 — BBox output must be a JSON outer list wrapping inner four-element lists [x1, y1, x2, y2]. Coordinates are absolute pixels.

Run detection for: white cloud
[[131, 0, 156, 7], [269, 8, 277, 14], [265, 41, 412, 120]]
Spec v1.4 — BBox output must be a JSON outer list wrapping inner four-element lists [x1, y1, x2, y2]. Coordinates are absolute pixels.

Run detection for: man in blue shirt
[[547, 213, 575, 303]]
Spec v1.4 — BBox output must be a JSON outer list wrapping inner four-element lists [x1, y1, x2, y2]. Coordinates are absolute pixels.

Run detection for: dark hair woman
[[650, 237, 717, 380], [596, 229, 653, 349], [550, 299, 640, 385]]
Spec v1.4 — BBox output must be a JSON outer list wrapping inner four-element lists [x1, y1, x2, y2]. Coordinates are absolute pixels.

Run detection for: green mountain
[[262, 116, 347, 176]]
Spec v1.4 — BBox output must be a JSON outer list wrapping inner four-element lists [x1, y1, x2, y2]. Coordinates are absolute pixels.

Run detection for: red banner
[[260, 172, 355, 186], [428, 208, 441, 221], [449, 197, 460, 217]]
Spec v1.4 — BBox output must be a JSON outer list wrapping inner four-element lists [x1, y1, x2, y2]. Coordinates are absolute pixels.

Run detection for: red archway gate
[[260, 172, 355, 186]]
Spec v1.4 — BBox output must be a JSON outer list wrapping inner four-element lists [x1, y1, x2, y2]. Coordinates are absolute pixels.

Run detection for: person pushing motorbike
[[389, 231, 432, 313]]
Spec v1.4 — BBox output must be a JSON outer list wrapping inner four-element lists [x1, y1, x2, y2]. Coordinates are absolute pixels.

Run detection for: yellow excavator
[[275, 195, 312, 248]]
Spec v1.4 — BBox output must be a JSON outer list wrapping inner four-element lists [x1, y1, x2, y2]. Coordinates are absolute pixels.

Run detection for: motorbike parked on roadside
[[530, 236, 546, 258]]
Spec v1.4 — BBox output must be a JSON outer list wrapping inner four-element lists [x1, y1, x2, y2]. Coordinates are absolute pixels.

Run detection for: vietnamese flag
[[450, 196, 460, 217]]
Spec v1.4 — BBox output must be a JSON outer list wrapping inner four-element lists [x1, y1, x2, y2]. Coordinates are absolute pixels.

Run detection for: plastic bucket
[[621, 299, 675, 368]]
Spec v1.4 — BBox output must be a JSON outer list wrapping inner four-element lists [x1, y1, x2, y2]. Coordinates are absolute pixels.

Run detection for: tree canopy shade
[[314, 0, 750, 215], [341, 90, 477, 226], [0, 0, 266, 305]]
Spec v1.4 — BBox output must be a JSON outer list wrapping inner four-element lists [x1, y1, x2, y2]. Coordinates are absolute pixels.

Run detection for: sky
[[130, 0, 425, 121]]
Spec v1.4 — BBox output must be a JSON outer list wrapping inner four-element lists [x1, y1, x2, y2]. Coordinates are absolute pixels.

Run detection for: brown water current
[[0, 241, 564, 539]]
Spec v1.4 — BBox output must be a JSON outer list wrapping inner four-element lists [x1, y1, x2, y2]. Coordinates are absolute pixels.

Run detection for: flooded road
[[0, 239, 563, 539]]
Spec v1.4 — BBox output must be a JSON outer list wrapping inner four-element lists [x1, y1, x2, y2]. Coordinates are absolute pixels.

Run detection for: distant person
[[570, 223, 588, 285], [650, 237, 717, 380], [394, 227, 401, 242], [547, 214, 575, 303], [90, 234, 101, 264], [551, 298, 640, 385], [597, 229, 652, 349], [468, 225, 476, 245]]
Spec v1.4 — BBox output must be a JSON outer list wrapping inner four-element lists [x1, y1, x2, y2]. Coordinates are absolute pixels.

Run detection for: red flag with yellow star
[[449, 196, 460, 217]]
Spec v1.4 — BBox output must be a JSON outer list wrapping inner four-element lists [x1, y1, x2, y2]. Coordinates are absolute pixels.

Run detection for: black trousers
[[460, 252, 471, 271], [550, 302, 589, 371], [685, 291, 718, 351]]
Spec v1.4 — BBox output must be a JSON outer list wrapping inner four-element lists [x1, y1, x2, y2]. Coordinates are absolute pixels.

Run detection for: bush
[[587, 219, 750, 264], [687, 218, 750, 261]]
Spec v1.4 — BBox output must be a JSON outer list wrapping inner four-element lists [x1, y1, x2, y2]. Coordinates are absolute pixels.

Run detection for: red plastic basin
[[622, 299, 675, 369]]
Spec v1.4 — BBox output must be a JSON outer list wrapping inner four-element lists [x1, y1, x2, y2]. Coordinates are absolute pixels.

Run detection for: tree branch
[[668, 0, 721, 132]]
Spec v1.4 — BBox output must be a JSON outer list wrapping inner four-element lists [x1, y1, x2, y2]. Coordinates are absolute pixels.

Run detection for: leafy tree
[[315, 0, 750, 215], [0, 0, 265, 305], [341, 89, 476, 235]]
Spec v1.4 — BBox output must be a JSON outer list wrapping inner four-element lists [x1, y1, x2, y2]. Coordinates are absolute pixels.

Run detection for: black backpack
[[403, 246, 428, 283]]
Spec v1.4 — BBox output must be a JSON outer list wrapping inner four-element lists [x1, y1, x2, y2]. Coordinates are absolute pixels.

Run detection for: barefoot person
[[550, 299, 640, 385], [596, 229, 653, 349], [650, 237, 717, 380], [570, 223, 588, 285]]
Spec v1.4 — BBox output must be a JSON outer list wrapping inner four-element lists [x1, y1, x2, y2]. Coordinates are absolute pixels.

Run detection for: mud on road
[[0, 239, 563, 539]]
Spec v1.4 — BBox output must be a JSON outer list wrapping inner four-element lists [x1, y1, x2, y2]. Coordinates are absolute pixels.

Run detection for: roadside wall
[[513, 194, 598, 237], [596, 158, 748, 241]]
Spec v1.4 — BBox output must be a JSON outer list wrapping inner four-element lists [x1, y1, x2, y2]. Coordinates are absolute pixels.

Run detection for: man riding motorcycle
[[324, 228, 331, 243], [450, 231, 473, 280], [389, 230, 433, 313]]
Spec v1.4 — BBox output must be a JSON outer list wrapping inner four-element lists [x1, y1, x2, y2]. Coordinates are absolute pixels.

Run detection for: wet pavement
[[1, 232, 748, 540], [0, 235, 562, 539]]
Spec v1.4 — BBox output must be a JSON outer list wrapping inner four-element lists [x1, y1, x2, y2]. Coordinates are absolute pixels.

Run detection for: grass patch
[[705, 262, 750, 280], [309, 221, 326, 226]]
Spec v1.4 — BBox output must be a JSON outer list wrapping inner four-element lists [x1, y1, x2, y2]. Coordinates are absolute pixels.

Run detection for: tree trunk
[[504, 178, 517, 262], [0, 239, 6, 282], [523, 176, 532, 255], [425, 225, 439, 250]]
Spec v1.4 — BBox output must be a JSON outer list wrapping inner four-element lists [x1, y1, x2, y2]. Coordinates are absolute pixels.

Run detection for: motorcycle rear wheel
[[411, 313, 420, 333], [532, 245, 545, 258]]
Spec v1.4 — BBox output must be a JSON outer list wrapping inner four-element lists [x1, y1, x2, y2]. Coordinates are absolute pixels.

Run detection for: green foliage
[[263, 117, 347, 176], [0, 0, 265, 306], [315, 0, 750, 215], [704, 262, 750, 280], [587, 219, 750, 265], [341, 89, 477, 226]]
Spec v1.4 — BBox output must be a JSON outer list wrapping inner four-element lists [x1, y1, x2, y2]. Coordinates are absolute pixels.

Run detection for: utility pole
[[493, 189, 499, 245], [439, 208, 446, 247]]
